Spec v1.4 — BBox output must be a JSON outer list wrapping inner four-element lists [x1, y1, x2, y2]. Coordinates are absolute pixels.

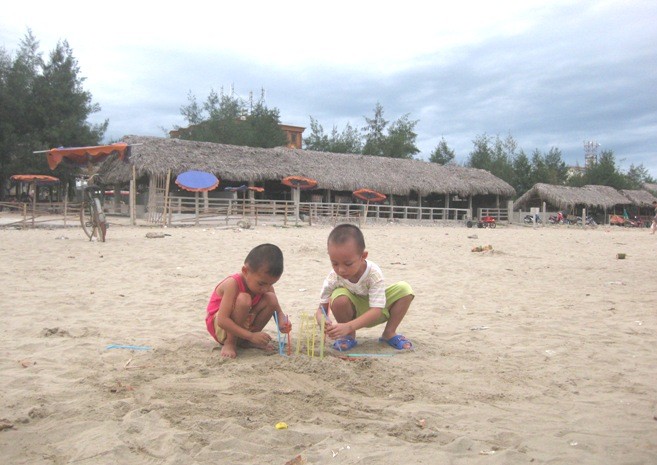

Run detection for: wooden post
[[162, 169, 171, 226], [194, 192, 199, 225], [31, 181, 36, 227], [284, 202, 288, 226], [63, 182, 69, 226], [130, 165, 137, 225]]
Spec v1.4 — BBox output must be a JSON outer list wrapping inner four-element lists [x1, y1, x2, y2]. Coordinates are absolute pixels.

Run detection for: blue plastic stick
[[105, 344, 152, 351], [273, 312, 284, 355], [344, 353, 396, 357]]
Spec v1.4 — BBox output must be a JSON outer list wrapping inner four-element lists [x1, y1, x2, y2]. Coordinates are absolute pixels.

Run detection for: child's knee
[[235, 292, 253, 309], [331, 295, 351, 309]]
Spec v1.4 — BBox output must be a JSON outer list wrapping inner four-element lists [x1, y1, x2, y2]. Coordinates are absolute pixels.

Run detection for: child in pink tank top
[[205, 243, 290, 358]]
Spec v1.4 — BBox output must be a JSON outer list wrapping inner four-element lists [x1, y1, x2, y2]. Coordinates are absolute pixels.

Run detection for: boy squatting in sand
[[206, 243, 291, 358], [315, 224, 414, 351]]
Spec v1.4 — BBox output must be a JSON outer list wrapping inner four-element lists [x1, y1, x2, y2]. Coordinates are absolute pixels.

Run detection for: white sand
[[1, 222, 656, 464]]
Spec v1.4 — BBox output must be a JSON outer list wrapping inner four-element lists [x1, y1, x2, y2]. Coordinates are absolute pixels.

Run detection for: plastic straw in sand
[[273, 312, 284, 356]]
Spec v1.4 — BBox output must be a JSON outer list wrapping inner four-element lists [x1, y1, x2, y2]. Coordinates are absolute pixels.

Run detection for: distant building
[[566, 165, 586, 179]]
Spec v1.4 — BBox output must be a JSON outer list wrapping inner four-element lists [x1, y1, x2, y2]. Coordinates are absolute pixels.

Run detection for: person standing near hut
[[651, 201, 657, 235]]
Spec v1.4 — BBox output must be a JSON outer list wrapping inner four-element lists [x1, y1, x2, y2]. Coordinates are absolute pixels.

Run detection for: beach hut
[[619, 189, 657, 225], [513, 183, 631, 224], [98, 135, 516, 223]]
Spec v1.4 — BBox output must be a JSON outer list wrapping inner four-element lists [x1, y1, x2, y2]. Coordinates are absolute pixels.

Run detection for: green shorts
[[330, 281, 413, 327]]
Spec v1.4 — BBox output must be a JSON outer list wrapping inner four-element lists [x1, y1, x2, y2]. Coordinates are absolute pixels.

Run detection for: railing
[[0, 201, 81, 227], [478, 207, 509, 222], [163, 197, 296, 226], [161, 196, 471, 226], [301, 202, 470, 224]]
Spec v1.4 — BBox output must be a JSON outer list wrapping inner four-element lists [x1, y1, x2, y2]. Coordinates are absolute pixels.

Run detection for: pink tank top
[[205, 273, 263, 341]]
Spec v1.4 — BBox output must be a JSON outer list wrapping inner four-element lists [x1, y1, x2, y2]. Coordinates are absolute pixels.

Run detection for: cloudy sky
[[2, 0, 656, 176]]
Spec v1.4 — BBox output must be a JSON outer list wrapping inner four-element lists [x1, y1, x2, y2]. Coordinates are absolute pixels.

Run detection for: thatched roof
[[643, 183, 657, 195], [620, 189, 657, 206], [513, 183, 631, 210], [99, 135, 516, 197]]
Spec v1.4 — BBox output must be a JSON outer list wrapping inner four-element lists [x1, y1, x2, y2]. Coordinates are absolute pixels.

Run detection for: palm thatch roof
[[620, 189, 657, 206], [513, 183, 630, 210], [643, 183, 657, 195], [99, 135, 515, 197]]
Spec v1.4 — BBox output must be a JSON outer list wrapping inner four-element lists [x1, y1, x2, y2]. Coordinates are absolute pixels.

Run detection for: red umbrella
[[44, 143, 129, 170], [10, 174, 61, 185], [281, 176, 318, 190], [353, 189, 386, 223], [225, 185, 265, 216], [353, 188, 386, 203]]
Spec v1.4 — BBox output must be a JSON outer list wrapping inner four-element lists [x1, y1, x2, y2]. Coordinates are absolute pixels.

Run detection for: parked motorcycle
[[523, 214, 542, 224]]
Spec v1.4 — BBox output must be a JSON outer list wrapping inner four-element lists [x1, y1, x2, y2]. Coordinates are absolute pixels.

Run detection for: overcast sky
[[2, 0, 656, 177]]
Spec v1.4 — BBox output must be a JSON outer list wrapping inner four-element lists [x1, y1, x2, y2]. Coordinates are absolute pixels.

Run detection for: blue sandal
[[379, 334, 413, 350], [332, 336, 357, 351]]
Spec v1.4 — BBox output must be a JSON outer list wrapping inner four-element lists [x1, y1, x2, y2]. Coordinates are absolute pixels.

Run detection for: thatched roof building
[[643, 183, 657, 195], [620, 189, 657, 206], [513, 183, 630, 211], [100, 136, 515, 198]]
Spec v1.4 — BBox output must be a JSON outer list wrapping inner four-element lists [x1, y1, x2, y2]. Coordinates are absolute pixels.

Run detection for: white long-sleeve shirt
[[319, 260, 386, 308]]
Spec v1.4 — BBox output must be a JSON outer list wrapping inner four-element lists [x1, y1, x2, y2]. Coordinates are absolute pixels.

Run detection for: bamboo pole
[[130, 165, 136, 225], [31, 182, 36, 227], [63, 182, 68, 226], [162, 169, 171, 226]]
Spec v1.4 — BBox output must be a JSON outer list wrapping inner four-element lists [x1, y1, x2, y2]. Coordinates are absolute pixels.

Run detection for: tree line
[[0, 31, 106, 198], [181, 88, 654, 193], [1, 31, 653, 201]]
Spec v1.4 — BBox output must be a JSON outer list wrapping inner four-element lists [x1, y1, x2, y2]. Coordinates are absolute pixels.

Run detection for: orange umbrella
[[281, 176, 318, 190], [10, 174, 60, 185], [44, 143, 129, 169], [353, 188, 386, 203]]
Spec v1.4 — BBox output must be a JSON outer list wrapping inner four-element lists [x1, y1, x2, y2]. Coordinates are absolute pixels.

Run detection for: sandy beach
[[1, 221, 656, 464]]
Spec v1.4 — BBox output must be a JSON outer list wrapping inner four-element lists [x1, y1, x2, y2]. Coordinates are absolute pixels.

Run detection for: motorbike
[[523, 214, 542, 224]]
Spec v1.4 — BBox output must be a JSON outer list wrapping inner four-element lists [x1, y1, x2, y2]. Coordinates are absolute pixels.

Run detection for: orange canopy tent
[[44, 143, 129, 170]]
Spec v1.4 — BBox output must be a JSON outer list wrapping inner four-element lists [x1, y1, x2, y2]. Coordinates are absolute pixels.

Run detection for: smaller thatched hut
[[641, 183, 657, 196], [513, 183, 633, 224], [619, 189, 657, 207]]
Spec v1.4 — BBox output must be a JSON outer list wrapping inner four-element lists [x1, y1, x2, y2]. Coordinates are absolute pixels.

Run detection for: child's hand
[[316, 305, 331, 326], [249, 331, 272, 347], [325, 322, 353, 339], [277, 313, 292, 334]]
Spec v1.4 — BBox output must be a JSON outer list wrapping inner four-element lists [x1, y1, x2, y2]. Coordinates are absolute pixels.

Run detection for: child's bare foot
[[238, 340, 276, 352], [221, 341, 238, 358]]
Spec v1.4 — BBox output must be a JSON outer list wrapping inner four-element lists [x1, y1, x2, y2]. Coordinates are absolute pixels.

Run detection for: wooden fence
[[0, 201, 81, 228], [159, 196, 471, 227]]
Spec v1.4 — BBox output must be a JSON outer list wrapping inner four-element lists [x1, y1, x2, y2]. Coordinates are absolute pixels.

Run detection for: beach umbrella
[[281, 176, 318, 190], [353, 188, 386, 222], [10, 174, 61, 185], [224, 185, 265, 215], [175, 171, 220, 224], [282, 176, 317, 222], [353, 188, 386, 203]]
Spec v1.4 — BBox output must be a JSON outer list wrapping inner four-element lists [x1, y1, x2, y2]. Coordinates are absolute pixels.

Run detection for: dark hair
[[245, 244, 284, 277], [327, 224, 365, 253]]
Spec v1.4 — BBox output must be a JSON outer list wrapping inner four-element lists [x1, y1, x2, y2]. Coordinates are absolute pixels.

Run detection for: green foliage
[[304, 117, 362, 153], [429, 137, 455, 165], [466, 133, 514, 182], [176, 89, 287, 148], [568, 150, 631, 189], [0, 30, 106, 197], [511, 150, 532, 195], [625, 163, 656, 187], [362, 103, 419, 159], [467, 133, 571, 196]]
